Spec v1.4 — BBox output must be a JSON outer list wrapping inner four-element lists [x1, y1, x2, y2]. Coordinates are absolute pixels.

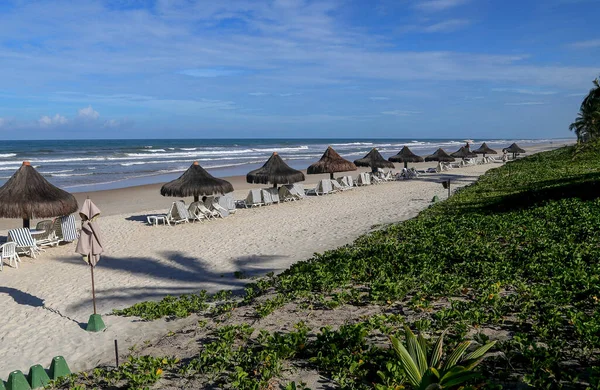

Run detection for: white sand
[[0, 144, 566, 376]]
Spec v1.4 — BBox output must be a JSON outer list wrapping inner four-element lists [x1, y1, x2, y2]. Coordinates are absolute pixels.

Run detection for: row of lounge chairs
[[1, 215, 79, 267], [239, 184, 306, 208], [156, 195, 237, 225]]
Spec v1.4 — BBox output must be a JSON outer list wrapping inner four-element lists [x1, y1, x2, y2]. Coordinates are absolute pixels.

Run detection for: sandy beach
[[0, 142, 568, 377]]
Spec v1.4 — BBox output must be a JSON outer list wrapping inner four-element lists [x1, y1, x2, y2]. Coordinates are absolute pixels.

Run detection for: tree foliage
[[570, 76, 600, 142]]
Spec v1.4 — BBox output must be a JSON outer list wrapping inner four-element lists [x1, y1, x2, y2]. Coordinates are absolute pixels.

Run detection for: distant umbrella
[[247, 152, 305, 187], [388, 146, 424, 169], [503, 143, 526, 159], [0, 161, 78, 228], [354, 148, 395, 172], [425, 148, 456, 162], [451, 146, 477, 159], [161, 161, 234, 202], [307, 146, 357, 179], [472, 142, 497, 157]]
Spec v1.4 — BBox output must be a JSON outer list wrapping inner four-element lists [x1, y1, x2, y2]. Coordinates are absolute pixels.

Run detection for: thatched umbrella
[[247, 152, 305, 187], [472, 142, 497, 158], [0, 161, 78, 228], [161, 161, 234, 202], [354, 148, 395, 172], [307, 146, 357, 179], [451, 146, 477, 160], [388, 146, 424, 169], [425, 148, 455, 162], [503, 143, 526, 159]]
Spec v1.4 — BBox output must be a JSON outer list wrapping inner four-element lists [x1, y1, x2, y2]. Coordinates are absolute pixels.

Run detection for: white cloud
[[0, 118, 5, 128], [369, 96, 390, 100], [423, 19, 471, 33], [414, 0, 470, 12], [179, 68, 244, 77], [278, 92, 301, 97], [39, 114, 68, 127], [567, 92, 587, 97], [568, 39, 600, 49], [504, 102, 546, 106], [77, 105, 100, 120], [381, 110, 422, 116], [249, 92, 270, 96], [492, 88, 557, 95]]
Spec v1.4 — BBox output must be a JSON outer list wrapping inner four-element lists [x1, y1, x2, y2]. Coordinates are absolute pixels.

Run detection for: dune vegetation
[[51, 142, 600, 389]]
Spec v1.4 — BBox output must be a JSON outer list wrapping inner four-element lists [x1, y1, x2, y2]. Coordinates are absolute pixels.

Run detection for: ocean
[[0, 138, 571, 192]]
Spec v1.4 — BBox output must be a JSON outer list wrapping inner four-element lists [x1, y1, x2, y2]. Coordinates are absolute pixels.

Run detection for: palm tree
[[570, 77, 600, 142]]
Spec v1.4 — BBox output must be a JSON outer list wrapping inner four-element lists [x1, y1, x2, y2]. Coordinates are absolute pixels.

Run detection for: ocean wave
[[0, 166, 21, 171], [41, 169, 74, 174], [180, 147, 197, 151], [251, 146, 309, 152], [0, 153, 17, 158], [145, 149, 167, 153], [330, 142, 374, 146], [47, 172, 95, 177]]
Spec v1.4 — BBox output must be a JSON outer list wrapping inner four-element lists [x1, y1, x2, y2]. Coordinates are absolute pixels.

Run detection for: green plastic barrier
[[27, 365, 50, 389], [49, 357, 70, 380], [6, 371, 31, 390]]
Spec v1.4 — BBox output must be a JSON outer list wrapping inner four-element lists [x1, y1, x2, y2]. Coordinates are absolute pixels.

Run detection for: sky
[[0, 0, 598, 140]]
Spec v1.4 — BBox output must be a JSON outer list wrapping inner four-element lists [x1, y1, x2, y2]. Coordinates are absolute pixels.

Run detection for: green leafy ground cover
[[90, 144, 600, 388]]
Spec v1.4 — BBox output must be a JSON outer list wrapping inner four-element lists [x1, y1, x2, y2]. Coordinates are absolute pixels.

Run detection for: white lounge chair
[[370, 173, 383, 185], [337, 176, 354, 189], [0, 242, 20, 270], [264, 187, 280, 204], [32, 219, 60, 247], [355, 172, 371, 186], [242, 189, 264, 208], [261, 189, 274, 205], [165, 201, 191, 225], [8, 228, 43, 258], [330, 179, 346, 192], [306, 179, 334, 196], [187, 202, 208, 222], [218, 193, 237, 214], [205, 197, 229, 218]]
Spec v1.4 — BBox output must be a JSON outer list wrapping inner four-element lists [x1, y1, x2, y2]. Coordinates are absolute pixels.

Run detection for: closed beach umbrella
[[75, 198, 105, 330], [425, 148, 455, 162], [388, 146, 424, 169], [307, 146, 357, 179], [354, 148, 395, 172], [472, 142, 497, 158], [247, 152, 305, 187], [0, 161, 78, 228], [451, 146, 477, 159], [161, 161, 234, 202], [503, 143, 526, 159]]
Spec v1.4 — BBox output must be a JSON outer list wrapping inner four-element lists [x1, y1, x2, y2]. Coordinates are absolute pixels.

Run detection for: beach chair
[[330, 179, 348, 192], [370, 173, 383, 185], [242, 189, 264, 208], [279, 185, 298, 201], [8, 228, 42, 258], [206, 196, 229, 218], [218, 193, 237, 214], [0, 242, 20, 270], [291, 183, 305, 199], [261, 189, 274, 205], [306, 179, 333, 196], [165, 201, 190, 225], [264, 187, 280, 203], [61, 214, 79, 242], [355, 172, 371, 186], [187, 202, 207, 222], [197, 201, 219, 220], [32, 219, 60, 247], [337, 175, 354, 189]]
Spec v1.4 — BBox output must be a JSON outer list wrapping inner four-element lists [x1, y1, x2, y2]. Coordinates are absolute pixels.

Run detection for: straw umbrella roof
[[0, 161, 78, 223], [503, 143, 526, 154], [451, 146, 477, 159], [307, 146, 357, 175], [425, 148, 456, 162], [354, 148, 395, 169], [161, 161, 234, 200], [247, 152, 305, 185], [472, 142, 497, 155], [388, 146, 424, 163]]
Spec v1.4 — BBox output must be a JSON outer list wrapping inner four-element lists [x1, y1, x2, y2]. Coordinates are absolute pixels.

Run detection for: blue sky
[[0, 0, 598, 139]]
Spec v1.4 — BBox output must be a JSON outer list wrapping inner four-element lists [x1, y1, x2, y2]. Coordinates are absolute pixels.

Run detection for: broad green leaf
[[429, 330, 446, 369], [463, 340, 497, 361], [405, 326, 427, 375], [443, 341, 471, 371], [391, 335, 422, 386]]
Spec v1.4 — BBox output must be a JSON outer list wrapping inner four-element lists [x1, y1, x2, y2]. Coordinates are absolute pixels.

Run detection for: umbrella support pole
[[86, 264, 106, 332]]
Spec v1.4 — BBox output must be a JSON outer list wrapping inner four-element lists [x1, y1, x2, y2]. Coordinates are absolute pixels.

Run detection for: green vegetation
[[389, 327, 496, 389], [110, 143, 600, 388], [570, 75, 600, 142]]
